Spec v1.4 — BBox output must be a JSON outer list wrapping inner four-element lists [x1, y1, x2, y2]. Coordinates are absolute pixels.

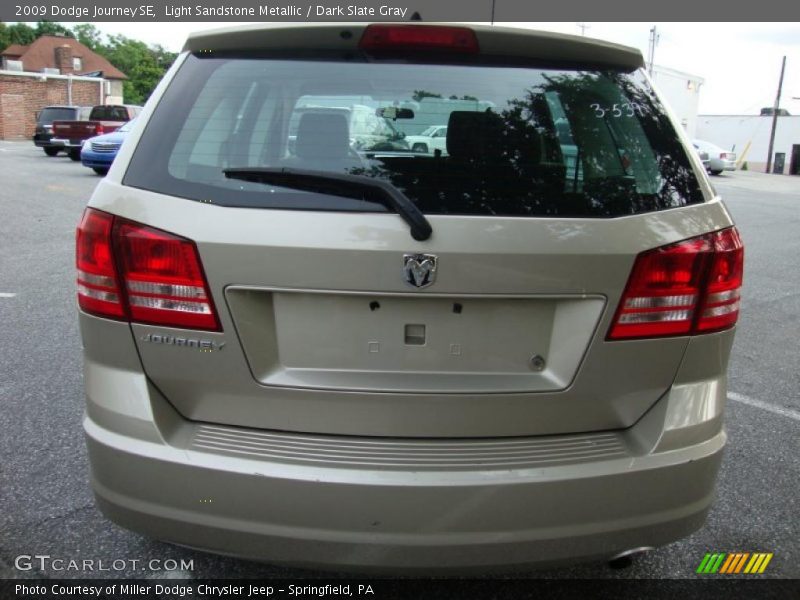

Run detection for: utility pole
[[765, 56, 787, 174], [576, 23, 590, 36], [647, 26, 659, 77]]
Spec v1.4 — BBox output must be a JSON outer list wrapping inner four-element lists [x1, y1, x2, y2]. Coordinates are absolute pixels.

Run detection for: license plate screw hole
[[453, 303, 463, 314], [530, 354, 546, 371], [369, 301, 380, 311]]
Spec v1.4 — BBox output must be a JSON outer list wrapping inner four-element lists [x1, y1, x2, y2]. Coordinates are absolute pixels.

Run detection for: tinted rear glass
[[90, 106, 129, 121], [125, 53, 704, 217], [38, 107, 77, 124]]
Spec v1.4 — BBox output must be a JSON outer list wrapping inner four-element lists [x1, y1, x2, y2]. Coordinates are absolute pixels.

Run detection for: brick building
[[0, 35, 127, 140]]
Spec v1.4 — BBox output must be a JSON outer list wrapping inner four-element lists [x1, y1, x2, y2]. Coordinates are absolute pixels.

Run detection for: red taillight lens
[[608, 227, 743, 340], [696, 228, 743, 332], [114, 219, 221, 331], [76, 209, 125, 319], [75, 208, 221, 331], [95, 124, 104, 135], [359, 25, 479, 53]]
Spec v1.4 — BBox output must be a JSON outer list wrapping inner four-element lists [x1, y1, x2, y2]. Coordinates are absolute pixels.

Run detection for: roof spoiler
[[184, 23, 644, 71]]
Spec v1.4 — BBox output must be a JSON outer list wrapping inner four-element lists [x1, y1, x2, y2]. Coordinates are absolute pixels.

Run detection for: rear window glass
[[90, 106, 129, 121], [124, 54, 704, 217], [38, 107, 77, 124]]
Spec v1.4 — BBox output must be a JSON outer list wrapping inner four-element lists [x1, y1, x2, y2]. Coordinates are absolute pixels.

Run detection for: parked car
[[52, 104, 142, 161], [80, 118, 136, 175], [77, 23, 743, 572], [692, 139, 736, 175], [33, 105, 92, 156], [406, 125, 448, 154]]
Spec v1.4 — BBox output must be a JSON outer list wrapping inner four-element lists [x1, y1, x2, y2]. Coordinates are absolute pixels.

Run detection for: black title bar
[[4, 0, 800, 22]]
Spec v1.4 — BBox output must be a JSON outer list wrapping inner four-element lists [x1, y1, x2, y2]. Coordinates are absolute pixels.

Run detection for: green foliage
[[0, 22, 37, 48], [0, 21, 177, 105], [72, 23, 103, 51], [741, 162, 748, 171], [99, 34, 176, 104], [34, 21, 74, 38]]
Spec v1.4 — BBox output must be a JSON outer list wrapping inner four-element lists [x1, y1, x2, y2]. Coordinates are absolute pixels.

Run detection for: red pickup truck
[[52, 105, 142, 160]]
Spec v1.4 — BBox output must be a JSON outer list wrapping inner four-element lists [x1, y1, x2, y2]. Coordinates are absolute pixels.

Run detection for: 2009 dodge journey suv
[[77, 23, 744, 571]]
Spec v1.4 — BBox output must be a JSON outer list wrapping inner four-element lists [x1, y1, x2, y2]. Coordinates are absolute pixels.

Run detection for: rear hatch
[[95, 25, 731, 438]]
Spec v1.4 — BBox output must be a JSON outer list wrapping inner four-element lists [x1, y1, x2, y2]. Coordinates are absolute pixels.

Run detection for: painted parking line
[[728, 392, 800, 422], [0, 292, 17, 298]]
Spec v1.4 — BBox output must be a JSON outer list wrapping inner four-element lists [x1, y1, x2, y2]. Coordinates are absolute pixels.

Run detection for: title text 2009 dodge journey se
[[77, 24, 743, 571]]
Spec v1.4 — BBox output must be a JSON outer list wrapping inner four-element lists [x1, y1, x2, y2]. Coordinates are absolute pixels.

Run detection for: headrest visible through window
[[295, 112, 350, 159]]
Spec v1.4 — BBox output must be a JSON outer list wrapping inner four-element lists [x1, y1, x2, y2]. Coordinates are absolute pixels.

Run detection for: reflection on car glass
[[125, 57, 703, 217]]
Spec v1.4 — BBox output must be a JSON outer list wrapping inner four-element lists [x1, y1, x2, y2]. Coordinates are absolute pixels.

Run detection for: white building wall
[[696, 115, 800, 174], [650, 65, 704, 137]]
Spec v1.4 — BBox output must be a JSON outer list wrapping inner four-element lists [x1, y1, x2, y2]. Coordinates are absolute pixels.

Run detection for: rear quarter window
[[90, 106, 130, 121], [124, 53, 704, 218]]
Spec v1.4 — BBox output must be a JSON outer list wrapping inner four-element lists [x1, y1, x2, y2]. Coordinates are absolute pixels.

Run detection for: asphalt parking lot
[[0, 141, 798, 581]]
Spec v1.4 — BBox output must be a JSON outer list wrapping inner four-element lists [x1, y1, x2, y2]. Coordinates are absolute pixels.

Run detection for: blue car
[[80, 119, 135, 176]]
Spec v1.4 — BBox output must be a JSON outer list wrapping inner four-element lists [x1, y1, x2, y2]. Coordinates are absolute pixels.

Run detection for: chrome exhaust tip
[[608, 547, 654, 569]]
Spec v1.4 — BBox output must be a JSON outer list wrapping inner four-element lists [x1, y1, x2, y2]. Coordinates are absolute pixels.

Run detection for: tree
[[100, 34, 176, 104], [0, 22, 37, 49], [72, 23, 103, 51], [412, 90, 443, 102], [34, 21, 74, 38]]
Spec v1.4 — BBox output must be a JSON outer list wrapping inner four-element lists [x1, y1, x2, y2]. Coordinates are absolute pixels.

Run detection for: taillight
[[76, 208, 221, 331], [95, 124, 105, 135], [359, 25, 479, 53], [696, 228, 743, 332], [114, 219, 220, 330], [608, 227, 743, 340], [76, 209, 125, 319]]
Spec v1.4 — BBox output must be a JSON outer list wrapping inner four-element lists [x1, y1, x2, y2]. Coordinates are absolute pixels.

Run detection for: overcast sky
[[79, 21, 800, 115]]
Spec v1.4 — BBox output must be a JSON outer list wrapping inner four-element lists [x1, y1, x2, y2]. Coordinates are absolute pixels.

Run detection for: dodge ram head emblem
[[403, 253, 437, 288]]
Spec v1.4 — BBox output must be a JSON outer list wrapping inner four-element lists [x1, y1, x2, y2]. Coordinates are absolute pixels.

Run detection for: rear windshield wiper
[[224, 167, 433, 241]]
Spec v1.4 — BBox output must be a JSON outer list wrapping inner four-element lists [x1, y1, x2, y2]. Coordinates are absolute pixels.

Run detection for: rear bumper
[[86, 416, 723, 571], [709, 158, 736, 172], [81, 317, 731, 572], [33, 134, 61, 148], [51, 137, 83, 149]]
